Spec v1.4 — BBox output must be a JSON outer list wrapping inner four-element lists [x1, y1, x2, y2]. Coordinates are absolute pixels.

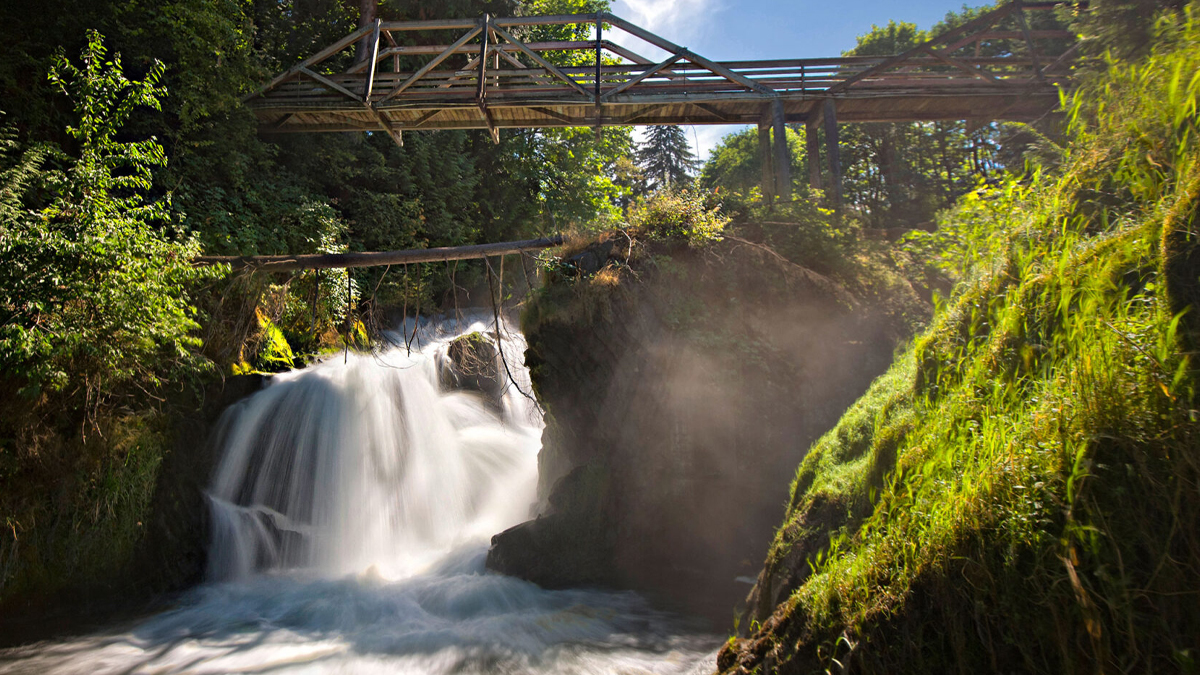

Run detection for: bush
[[627, 189, 728, 247], [0, 31, 211, 401]]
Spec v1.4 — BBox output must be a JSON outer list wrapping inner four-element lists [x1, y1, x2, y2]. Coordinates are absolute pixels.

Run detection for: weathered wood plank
[[601, 54, 684, 99], [491, 24, 594, 99], [602, 13, 777, 96], [772, 98, 791, 198], [379, 26, 483, 103], [806, 114, 821, 190], [196, 236, 565, 272], [823, 98, 842, 208], [759, 115, 774, 201]]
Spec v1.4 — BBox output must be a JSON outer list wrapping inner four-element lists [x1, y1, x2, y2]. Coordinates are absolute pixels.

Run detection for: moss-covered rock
[[441, 331, 503, 405], [487, 236, 924, 624], [718, 17, 1200, 671], [0, 374, 265, 645]]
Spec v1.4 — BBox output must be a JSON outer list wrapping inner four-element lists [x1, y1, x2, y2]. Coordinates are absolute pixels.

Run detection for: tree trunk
[[355, 0, 378, 65]]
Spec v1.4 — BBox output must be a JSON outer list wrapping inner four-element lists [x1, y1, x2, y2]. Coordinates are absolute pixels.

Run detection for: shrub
[[0, 31, 211, 401], [627, 188, 728, 247]]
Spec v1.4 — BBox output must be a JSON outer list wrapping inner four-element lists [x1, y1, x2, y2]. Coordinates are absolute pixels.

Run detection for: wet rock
[[487, 464, 613, 588], [441, 331, 503, 404]]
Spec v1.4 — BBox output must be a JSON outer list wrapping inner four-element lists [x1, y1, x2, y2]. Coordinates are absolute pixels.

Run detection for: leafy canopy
[[0, 31, 208, 399]]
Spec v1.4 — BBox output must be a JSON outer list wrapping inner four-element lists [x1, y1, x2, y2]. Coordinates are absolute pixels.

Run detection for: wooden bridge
[[245, 1, 1081, 203]]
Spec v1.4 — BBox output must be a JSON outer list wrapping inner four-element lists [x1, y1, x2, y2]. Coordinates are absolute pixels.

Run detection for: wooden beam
[[822, 98, 842, 209], [758, 115, 774, 202], [440, 56, 481, 88], [690, 102, 733, 121], [594, 15, 603, 137], [408, 109, 442, 128], [921, 44, 1004, 83], [496, 48, 528, 69], [806, 113, 821, 190], [195, 236, 565, 272], [299, 67, 362, 102], [367, 104, 404, 147], [379, 26, 483, 103], [480, 104, 501, 143], [242, 24, 373, 101], [772, 98, 791, 199], [602, 13, 776, 96], [364, 18, 382, 101], [1013, 1, 1046, 81], [378, 18, 479, 31], [531, 106, 581, 124], [477, 15, 491, 101], [617, 105, 660, 124], [601, 54, 684, 100], [493, 13, 599, 27], [491, 24, 595, 99]]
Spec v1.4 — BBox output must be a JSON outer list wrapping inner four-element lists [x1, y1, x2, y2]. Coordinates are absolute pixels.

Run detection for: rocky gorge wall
[[486, 235, 926, 624], [0, 374, 264, 645]]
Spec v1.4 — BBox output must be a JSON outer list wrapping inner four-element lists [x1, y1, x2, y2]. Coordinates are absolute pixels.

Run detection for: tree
[[821, 9, 1068, 228], [0, 32, 208, 399], [699, 125, 806, 198], [636, 125, 700, 191]]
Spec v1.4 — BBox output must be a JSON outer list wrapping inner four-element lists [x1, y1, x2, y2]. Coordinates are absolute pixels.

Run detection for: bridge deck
[[245, 2, 1079, 140]]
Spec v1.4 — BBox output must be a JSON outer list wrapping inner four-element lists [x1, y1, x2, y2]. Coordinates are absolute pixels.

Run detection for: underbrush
[[723, 7, 1200, 673]]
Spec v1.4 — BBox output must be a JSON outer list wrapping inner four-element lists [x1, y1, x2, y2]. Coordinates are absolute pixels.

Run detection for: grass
[[725, 7, 1200, 673], [0, 412, 169, 607]]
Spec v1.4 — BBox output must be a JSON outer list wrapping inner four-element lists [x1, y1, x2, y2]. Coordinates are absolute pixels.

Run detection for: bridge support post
[[806, 114, 822, 191], [758, 116, 775, 204], [772, 99, 791, 200], [823, 98, 843, 210]]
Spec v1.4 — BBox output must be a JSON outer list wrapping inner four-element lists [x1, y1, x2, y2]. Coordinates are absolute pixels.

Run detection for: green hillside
[[723, 7, 1200, 673]]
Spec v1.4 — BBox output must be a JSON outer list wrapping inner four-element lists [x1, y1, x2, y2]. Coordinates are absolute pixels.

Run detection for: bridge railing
[[253, 54, 1073, 107], [245, 2, 1081, 137]]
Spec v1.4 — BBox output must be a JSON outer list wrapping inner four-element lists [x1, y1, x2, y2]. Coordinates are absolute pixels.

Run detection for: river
[[0, 318, 720, 675]]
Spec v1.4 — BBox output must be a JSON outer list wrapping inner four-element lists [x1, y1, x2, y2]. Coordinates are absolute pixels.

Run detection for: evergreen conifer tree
[[636, 125, 700, 191]]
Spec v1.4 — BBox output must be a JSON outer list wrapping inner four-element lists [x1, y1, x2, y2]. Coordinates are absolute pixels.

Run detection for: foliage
[[0, 411, 171, 606], [756, 189, 856, 273], [627, 189, 728, 247], [0, 32, 210, 400], [699, 126, 806, 199], [725, 8, 1200, 671], [814, 9, 1072, 228]]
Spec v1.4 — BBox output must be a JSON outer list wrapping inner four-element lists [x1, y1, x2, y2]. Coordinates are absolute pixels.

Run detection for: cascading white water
[[205, 317, 541, 581], [0, 316, 719, 675]]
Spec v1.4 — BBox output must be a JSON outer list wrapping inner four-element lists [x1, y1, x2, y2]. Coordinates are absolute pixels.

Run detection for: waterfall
[[0, 317, 720, 675], [207, 317, 541, 580]]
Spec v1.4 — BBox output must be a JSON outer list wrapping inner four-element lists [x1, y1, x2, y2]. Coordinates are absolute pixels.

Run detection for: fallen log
[[194, 236, 564, 272]]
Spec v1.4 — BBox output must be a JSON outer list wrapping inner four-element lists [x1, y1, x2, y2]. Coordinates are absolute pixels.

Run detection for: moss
[[724, 12, 1200, 672], [0, 412, 168, 605]]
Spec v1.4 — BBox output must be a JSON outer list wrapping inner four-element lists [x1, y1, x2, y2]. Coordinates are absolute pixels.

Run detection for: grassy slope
[[723, 11, 1200, 674]]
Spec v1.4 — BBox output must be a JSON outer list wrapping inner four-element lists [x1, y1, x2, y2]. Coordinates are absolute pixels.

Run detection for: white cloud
[[608, 0, 716, 60], [612, 0, 744, 167]]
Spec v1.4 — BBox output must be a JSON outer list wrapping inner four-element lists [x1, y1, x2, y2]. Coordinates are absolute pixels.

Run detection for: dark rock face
[[488, 465, 614, 588], [134, 374, 267, 591], [0, 374, 265, 646], [487, 241, 925, 626]]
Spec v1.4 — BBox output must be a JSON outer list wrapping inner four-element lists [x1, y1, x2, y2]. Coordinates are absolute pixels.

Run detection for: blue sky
[[608, 0, 982, 159]]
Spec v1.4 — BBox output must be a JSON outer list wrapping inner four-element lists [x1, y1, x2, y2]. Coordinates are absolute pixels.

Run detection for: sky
[[608, 0, 981, 160]]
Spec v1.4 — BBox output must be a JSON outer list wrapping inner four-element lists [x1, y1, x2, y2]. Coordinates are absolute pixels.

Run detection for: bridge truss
[[244, 1, 1081, 201]]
